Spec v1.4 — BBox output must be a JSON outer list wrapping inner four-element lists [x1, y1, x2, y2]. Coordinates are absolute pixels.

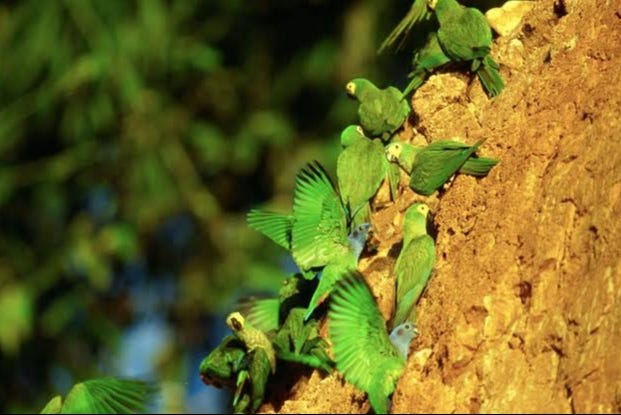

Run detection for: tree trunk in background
[[261, 0, 621, 412]]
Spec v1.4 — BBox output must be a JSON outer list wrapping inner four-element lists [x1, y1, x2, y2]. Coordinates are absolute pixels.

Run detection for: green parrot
[[199, 335, 247, 390], [378, 0, 433, 53], [345, 79, 411, 140], [385, 139, 498, 196], [431, 0, 505, 97], [402, 31, 452, 97], [337, 125, 400, 225], [329, 273, 417, 414], [39, 377, 156, 414], [227, 312, 276, 374], [271, 308, 334, 372], [247, 163, 366, 282], [392, 203, 436, 328], [226, 312, 276, 413]]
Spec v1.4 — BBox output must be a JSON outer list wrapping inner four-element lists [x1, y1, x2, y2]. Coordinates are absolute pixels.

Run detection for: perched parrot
[[329, 273, 417, 414], [337, 125, 400, 225], [432, 0, 505, 97], [385, 138, 498, 196], [227, 312, 276, 374], [378, 0, 434, 53], [392, 203, 436, 328], [39, 377, 156, 414], [345, 79, 411, 140], [402, 31, 451, 97], [226, 312, 275, 413]]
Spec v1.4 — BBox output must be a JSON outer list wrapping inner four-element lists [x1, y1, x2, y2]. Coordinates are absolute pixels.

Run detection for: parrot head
[[226, 312, 245, 333], [345, 81, 357, 97], [340, 125, 366, 147], [389, 321, 418, 359], [385, 142, 403, 163], [348, 222, 372, 260]]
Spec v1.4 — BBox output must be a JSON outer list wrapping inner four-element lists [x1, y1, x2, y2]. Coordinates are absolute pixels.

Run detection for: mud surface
[[261, 0, 621, 412]]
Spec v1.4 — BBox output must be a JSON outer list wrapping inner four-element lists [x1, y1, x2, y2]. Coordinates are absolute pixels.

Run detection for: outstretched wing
[[329, 273, 402, 394], [410, 139, 484, 195], [247, 210, 293, 250], [291, 162, 349, 269], [62, 377, 156, 414]]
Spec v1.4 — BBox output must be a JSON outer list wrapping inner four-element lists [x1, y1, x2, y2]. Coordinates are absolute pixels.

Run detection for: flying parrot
[[39, 377, 156, 414], [247, 162, 369, 281], [431, 0, 505, 97], [345, 79, 411, 140], [329, 273, 417, 414], [378, 0, 434, 54], [385, 138, 498, 196], [337, 125, 400, 226], [392, 203, 436, 328]]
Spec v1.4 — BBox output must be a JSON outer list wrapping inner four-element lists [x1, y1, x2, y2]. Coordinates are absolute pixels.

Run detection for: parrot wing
[[291, 162, 350, 270], [329, 273, 403, 394], [61, 377, 156, 414], [246, 210, 293, 251]]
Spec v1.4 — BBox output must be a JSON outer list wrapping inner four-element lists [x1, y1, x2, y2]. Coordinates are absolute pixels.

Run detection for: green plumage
[[227, 312, 276, 374], [247, 162, 357, 283], [329, 273, 410, 414], [378, 0, 433, 53], [433, 0, 504, 97], [345, 79, 411, 140], [402, 31, 451, 97], [337, 126, 399, 225], [291, 163, 350, 271], [392, 203, 436, 328], [386, 139, 498, 196], [40, 377, 156, 414]]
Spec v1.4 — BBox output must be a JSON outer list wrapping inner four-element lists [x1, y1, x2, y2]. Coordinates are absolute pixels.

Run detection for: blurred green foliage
[[0, 0, 410, 412]]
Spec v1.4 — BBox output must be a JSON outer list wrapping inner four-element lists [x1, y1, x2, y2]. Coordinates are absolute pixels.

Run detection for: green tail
[[476, 55, 504, 97], [401, 72, 427, 99], [459, 157, 499, 176]]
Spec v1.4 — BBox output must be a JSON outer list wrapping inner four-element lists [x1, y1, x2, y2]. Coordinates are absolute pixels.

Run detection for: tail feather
[[477, 56, 504, 97], [459, 157, 499, 176]]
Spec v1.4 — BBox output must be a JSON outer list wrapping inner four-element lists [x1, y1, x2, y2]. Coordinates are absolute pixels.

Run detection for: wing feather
[[291, 162, 349, 269]]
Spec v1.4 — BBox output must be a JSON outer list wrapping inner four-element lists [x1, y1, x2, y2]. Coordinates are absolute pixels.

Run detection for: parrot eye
[[404, 323, 412, 330], [231, 318, 242, 331]]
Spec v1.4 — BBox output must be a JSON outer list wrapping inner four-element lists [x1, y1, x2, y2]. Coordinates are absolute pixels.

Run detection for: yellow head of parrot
[[345, 81, 356, 97], [226, 312, 245, 332], [385, 142, 403, 163]]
